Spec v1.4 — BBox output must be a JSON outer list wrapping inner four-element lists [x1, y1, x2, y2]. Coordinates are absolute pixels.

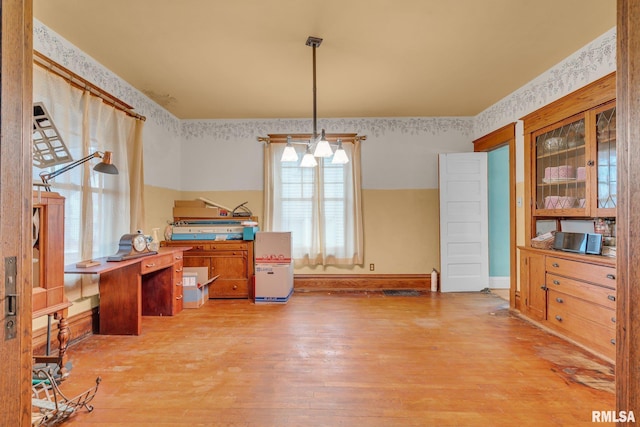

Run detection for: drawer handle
[[611, 339, 616, 345], [606, 274, 616, 280], [540, 285, 548, 290], [553, 280, 560, 285], [175, 255, 183, 260], [175, 268, 183, 273], [176, 295, 183, 300], [552, 263, 559, 268], [608, 295, 616, 302], [145, 263, 156, 268], [611, 317, 616, 323], [555, 297, 564, 303], [555, 315, 562, 322]]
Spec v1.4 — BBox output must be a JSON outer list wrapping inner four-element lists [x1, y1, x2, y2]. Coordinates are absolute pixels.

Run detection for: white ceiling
[[33, 0, 616, 120]]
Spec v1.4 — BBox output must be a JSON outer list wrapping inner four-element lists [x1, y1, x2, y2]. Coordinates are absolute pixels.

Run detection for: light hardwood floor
[[58, 291, 614, 426]]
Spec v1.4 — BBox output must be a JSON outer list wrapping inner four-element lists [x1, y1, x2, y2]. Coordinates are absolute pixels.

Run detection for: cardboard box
[[174, 199, 206, 207], [183, 284, 205, 308], [173, 206, 220, 219], [255, 231, 292, 263], [254, 262, 294, 304]]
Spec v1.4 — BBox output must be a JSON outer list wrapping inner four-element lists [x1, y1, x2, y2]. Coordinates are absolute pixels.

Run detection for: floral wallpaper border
[[181, 117, 473, 141], [474, 27, 616, 138], [33, 19, 615, 143]]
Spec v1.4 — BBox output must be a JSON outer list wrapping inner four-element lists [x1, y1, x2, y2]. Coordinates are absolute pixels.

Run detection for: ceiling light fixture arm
[[306, 36, 323, 140]]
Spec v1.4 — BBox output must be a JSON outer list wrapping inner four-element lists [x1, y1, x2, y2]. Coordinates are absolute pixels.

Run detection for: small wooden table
[[65, 247, 190, 335]]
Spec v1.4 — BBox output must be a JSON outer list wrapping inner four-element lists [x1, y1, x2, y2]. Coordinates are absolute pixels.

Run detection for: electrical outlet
[[369, 263, 375, 271]]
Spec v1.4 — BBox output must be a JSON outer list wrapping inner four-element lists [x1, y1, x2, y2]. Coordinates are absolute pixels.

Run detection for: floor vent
[[382, 290, 422, 296]]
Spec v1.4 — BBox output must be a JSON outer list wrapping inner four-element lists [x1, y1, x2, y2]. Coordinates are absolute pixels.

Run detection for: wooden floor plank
[[58, 291, 614, 426]]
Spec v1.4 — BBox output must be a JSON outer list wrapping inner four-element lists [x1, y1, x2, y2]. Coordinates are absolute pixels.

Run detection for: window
[[33, 65, 142, 276], [264, 138, 364, 266]]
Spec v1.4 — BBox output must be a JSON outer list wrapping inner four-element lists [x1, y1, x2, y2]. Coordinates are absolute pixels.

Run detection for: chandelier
[[258, 36, 365, 167]]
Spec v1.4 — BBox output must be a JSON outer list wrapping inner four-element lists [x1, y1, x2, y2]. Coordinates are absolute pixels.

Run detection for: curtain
[[33, 65, 142, 296], [264, 140, 364, 266]]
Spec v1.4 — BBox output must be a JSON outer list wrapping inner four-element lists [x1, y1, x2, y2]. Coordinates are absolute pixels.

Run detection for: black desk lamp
[[39, 151, 119, 191]]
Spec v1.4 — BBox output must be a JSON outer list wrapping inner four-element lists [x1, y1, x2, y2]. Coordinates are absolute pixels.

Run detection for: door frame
[[0, 0, 34, 425], [473, 123, 517, 307]]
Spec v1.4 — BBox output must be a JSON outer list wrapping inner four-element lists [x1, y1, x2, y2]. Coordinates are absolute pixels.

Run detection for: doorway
[[473, 123, 516, 305]]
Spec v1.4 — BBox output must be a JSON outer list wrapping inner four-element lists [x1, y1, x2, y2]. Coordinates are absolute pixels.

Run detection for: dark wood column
[[616, 0, 640, 420]]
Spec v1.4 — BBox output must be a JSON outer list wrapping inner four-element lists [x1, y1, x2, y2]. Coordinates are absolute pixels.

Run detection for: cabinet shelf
[[536, 145, 585, 160], [537, 179, 586, 187]]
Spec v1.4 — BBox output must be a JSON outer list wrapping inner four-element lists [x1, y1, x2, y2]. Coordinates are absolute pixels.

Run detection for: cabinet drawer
[[209, 280, 248, 298], [547, 297, 616, 359], [545, 256, 616, 288], [548, 289, 616, 329], [140, 253, 174, 274], [188, 242, 248, 251], [546, 273, 616, 309]]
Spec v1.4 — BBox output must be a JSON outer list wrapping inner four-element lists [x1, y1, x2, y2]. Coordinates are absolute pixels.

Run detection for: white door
[[438, 153, 489, 292]]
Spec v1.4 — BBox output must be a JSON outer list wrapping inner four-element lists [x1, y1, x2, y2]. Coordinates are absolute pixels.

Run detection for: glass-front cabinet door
[[533, 114, 587, 216], [594, 103, 616, 217]]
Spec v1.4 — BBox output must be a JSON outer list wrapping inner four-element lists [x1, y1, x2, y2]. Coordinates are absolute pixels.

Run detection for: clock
[[107, 232, 157, 262]]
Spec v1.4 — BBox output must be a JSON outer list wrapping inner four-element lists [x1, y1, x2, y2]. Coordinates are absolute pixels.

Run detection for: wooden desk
[[65, 247, 190, 335]]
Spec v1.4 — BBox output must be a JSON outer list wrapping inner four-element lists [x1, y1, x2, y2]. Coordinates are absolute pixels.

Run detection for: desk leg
[[98, 263, 142, 335], [55, 311, 70, 377]]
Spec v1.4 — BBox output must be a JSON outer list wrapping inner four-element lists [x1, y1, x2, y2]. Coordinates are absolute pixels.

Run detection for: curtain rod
[[33, 50, 146, 121]]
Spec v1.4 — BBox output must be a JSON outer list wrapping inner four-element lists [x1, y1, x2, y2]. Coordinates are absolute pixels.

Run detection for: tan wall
[[146, 186, 440, 275]]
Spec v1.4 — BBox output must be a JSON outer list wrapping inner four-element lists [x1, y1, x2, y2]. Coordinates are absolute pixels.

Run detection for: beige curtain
[[263, 140, 364, 266], [33, 64, 144, 297], [128, 119, 146, 232]]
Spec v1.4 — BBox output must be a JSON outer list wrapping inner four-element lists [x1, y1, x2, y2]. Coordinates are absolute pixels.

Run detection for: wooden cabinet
[[519, 249, 547, 321], [529, 101, 616, 220], [545, 255, 616, 360], [162, 240, 254, 298], [519, 73, 617, 362], [33, 191, 68, 315], [32, 191, 72, 375], [523, 73, 616, 237], [518, 247, 616, 361]]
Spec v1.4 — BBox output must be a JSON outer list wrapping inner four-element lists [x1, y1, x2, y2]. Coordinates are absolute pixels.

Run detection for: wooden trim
[[473, 123, 515, 151], [258, 133, 366, 144], [616, 0, 639, 417], [473, 123, 518, 310], [32, 307, 97, 356], [33, 50, 146, 121], [521, 72, 616, 134], [0, 0, 34, 424], [294, 274, 430, 292]]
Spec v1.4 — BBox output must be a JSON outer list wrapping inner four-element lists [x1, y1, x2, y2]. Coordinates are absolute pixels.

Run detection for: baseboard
[[32, 307, 98, 356], [489, 276, 510, 289], [294, 274, 430, 292]]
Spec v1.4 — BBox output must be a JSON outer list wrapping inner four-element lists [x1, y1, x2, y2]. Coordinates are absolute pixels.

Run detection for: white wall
[[180, 117, 473, 192]]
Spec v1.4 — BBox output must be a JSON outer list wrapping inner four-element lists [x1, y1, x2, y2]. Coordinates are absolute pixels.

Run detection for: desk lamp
[[40, 151, 118, 191], [39, 151, 119, 191]]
